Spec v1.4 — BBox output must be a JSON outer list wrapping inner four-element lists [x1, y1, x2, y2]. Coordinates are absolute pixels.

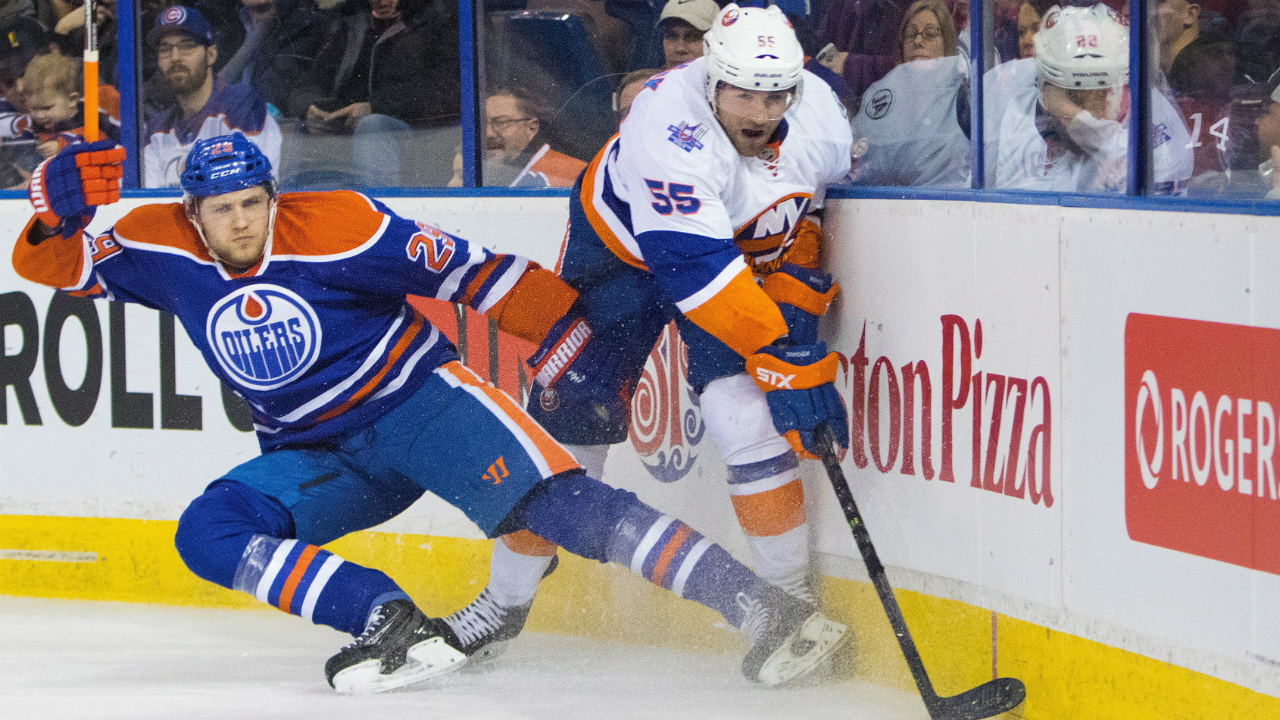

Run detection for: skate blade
[[466, 639, 511, 667], [756, 613, 850, 688], [332, 637, 467, 695]]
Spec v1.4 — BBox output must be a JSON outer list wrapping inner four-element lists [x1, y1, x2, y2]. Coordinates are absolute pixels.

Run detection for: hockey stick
[[82, 0, 99, 141], [815, 424, 1026, 720]]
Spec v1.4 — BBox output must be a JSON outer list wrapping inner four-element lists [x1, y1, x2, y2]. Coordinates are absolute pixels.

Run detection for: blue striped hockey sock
[[232, 535, 409, 636], [604, 504, 767, 628]]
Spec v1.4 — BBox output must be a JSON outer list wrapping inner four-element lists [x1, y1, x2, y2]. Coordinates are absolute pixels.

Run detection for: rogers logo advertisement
[[1125, 313, 1280, 575]]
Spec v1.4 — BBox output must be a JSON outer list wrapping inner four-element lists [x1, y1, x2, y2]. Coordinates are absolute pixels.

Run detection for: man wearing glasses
[[143, 5, 280, 188], [483, 87, 584, 188]]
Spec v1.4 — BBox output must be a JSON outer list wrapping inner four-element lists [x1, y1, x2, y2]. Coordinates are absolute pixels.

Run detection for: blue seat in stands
[[497, 11, 619, 160]]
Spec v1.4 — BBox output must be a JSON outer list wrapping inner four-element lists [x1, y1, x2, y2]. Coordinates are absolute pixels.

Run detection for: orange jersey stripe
[[501, 530, 559, 557], [729, 479, 806, 537], [681, 267, 787, 358], [458, 257, 504, 307], [276, 544, 321, 613], [580, 140, 648, 271], [444, 362, 581, 476], [650, 524, 693, 587], [314, 312, 426, 424]]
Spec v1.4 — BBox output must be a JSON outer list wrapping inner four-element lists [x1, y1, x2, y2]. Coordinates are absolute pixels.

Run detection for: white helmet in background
[[702, 4, 805, 114], [1033, 3, 1129, 90]]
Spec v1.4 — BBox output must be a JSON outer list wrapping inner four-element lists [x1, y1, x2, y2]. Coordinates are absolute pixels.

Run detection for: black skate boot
[[740, 584, 850, 687], [444, 555, 558, 665], [325, 599, 467, 695]]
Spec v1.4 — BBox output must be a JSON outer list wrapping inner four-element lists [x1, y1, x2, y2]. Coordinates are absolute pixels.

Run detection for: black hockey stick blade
[[813, 424, 1027, 720], [926, 676, 1027, 720]]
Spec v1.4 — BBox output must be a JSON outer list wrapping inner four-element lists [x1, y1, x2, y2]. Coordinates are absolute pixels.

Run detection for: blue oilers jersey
[[13, 190, 532, 451]]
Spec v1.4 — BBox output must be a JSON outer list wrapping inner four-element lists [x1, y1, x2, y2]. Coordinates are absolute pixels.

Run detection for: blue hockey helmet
[[180, 132, 273, 199]]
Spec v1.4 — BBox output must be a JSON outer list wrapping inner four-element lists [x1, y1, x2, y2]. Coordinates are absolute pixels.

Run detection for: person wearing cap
[[1254, 69, 1280, 199], [658, 0, 718, 69], [142, 5, 281, 188], [0, 16, 60, 117]]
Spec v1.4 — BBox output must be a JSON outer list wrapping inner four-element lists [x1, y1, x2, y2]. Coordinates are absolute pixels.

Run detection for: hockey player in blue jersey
[[446, 4, 855, 663], [12, 133, 848, 694]]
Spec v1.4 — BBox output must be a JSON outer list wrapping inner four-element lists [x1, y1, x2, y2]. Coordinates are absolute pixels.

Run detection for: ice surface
[[0, 595, 927, 719]]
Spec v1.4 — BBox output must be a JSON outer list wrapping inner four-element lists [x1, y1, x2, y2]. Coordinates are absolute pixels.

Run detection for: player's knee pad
[[174, 480, 295, 590], [506, 471, 651, 562], [700, 373, 793, 465]]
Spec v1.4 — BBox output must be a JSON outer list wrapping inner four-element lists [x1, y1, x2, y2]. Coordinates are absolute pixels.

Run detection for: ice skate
[[325, 599, 467, 695], [445, 556, 559, 664], [740, 584, 850, 687]]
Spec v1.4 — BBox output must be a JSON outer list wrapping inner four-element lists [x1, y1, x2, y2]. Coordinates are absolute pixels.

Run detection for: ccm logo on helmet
[[209, 167, 242, 179]]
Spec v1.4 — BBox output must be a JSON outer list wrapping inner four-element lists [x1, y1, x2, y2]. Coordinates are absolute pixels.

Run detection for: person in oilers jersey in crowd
[[11, 133, 849, 695], [988, 2, 1192, 193], [441, 3, 855, 663]]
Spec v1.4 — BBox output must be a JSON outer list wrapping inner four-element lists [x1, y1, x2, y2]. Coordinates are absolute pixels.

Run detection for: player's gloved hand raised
[[527, 310, 629, 437], [761, 263, 839, 346], [747, 342, 849, 460], [29, 139, 125, 239]]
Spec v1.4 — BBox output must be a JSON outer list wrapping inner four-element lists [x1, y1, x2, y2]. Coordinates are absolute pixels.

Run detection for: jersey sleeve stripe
[[436, 242, 488, 301], [673, 255, 749, 314], [473, 257, 527, 314], [680, 264, 788, 357]]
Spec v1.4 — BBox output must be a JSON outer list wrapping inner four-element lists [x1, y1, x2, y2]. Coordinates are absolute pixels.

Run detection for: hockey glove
[[747, 342, 849, 460], [527, 311, 630, 437], [29, 139, 125, 239], [761, 263, 839, 346]]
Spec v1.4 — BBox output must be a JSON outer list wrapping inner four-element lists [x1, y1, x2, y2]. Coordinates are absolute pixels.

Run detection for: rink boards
[[2, 195, 1279, 718]]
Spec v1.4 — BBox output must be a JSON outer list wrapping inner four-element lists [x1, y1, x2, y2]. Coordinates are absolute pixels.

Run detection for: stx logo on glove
[[533, 319, 593, 388], [754, 367, 796, 389]]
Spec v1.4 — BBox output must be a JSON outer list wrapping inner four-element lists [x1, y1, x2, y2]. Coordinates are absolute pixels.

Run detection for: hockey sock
[[486, 531, 557, 608], [509, 472, 768, 629], [726, 453, 813, 600], [175, 481, 406, 637], [233, 534, 408, 636]]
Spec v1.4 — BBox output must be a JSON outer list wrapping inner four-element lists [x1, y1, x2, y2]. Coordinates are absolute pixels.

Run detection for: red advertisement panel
[[1125, 313, 1280, 575]]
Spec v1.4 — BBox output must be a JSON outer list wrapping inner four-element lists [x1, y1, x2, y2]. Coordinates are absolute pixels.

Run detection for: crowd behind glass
[[0, 0, 1276, 197]]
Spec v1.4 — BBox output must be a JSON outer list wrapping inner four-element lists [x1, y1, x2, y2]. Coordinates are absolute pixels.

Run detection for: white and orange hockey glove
[[29, 139, 125, 239]]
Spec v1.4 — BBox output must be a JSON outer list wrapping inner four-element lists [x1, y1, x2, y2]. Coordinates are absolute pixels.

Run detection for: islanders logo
[[734, 192, 812, 271], [667, 121, 708, 153], [630, 323, 705, 483], [206, 285, 322, 391]]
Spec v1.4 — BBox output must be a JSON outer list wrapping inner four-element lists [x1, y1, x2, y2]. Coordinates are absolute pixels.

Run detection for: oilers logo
[[206, 285, 322, 391], [630, 323, 705, 483], [733, 192, 812, 270]]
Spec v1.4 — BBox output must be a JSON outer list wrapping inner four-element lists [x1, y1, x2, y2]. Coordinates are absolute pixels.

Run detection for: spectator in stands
[[483, 87, 585, 187], [0, 16, 58, 116], [1255, 67, 1280, 197], [1016, 0, 1056, 59], [658, 0, 717, 69], [1155, 0, 1201, 73], [52, 0, 117, 86], [19, 52, 118, 158], [815, 0, 906, 103], [214, 0, 331, 117], [615, 68, 658, 125], [1168, 28, 1251, 193], [0, 0, 34, 24], [851, 0, 969, 187], [143, 5, 281, 187]]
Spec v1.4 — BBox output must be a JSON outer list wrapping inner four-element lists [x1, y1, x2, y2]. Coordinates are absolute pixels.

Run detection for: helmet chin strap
[[184, 193, 278, 271]]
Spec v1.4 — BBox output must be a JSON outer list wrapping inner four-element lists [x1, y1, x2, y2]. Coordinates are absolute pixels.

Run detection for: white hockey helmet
[[703, 4, 805, 113], [1033, 3, 1129, 90]]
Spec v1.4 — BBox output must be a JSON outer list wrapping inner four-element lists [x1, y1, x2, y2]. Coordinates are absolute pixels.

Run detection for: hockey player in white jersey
[[988, 3, 1193, 193], [442, 3, 855, 663]]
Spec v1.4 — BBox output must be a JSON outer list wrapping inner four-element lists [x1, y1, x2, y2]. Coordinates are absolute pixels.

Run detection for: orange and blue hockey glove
[[747, 342, 848, 460], [761, 263, 839, 346], [527, 309, 630, 441], [29, 139, 125, 239]]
